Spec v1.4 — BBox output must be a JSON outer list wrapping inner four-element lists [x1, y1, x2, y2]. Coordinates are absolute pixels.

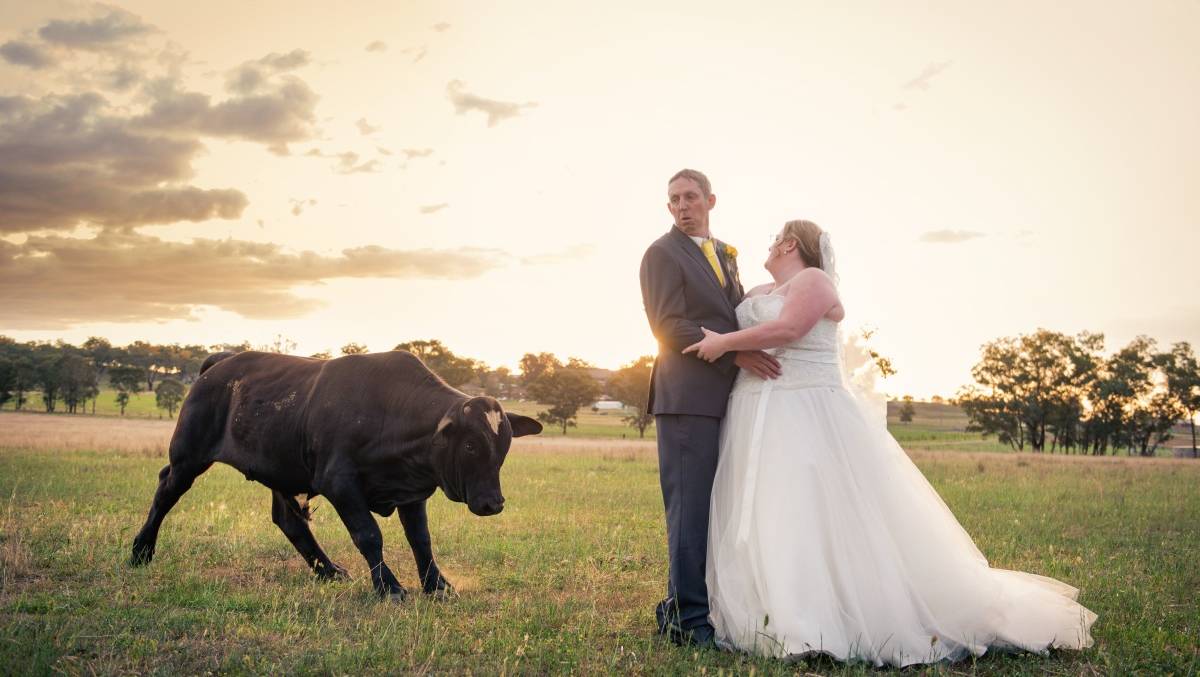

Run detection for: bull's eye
[[464, 441, 476, 454]]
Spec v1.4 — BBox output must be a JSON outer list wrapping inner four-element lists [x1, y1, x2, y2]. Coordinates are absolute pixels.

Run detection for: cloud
[[365, 40, 387, 52], [104, 62, 143, 91], [402, 46, 427, 63], [305, 149, 381, 174], [376, 146, 393, 156], [519, 244, 597, 265], [136, 74, 319, 154], [402, 147, 433, 159], [446, 80, 537, 127], [432, 22, 452, 32], [225, 49, 311, 95], [0, 230, 511, 329], [289, 198, 317, 216], [37, 8, 156, 51], [919, 229, 986, 244], [902, 61, 953, 91], [0, 40, 57, 69], [419, 203, 448, 214], [0, 91, 248, 233], [356, 117, 379, 135]]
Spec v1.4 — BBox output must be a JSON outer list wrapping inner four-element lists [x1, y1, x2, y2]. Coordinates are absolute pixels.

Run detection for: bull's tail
[[199, 351, 236, 375]]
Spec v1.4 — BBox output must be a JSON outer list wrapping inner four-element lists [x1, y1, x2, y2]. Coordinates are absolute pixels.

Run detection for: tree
[[126, 341, 165, 393], [341, 342, 370, 355], [155, 378, 186, 418], [393, 339, 479, 388], [34, 346, 63, 413], [524, 355, 601, 435], [484, 366, 513, 398], [1097, 337, 1178, 457], [81, 336, 116, 379], [109, 365, 144, 416], [519, 352, 559, 387], [310, 350, 333, 360], [898, 395, 916, 424], [0, 358, 14, 409], [262, 334, 297, 355], [58, 353, 98, 414], [608, 356, 654, 438], [1158, 342, 1200, 458], [957, 330, 1099, 453], [0, 339, 38, 411]]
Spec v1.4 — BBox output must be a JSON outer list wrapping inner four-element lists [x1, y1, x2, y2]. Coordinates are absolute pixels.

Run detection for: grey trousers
[[654, 413, 721, 633]]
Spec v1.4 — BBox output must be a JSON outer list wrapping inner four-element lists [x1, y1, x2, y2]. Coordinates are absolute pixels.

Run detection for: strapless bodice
[[732, 293, 843, 392]]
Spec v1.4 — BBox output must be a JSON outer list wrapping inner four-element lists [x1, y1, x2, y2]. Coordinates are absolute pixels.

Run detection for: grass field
[[6, 389, 1155, 455], [2, 388, 168, 419], [1, 412, 1197, 675]]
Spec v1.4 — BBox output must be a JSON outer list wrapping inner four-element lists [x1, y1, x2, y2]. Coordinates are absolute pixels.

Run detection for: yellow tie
[[701, 239, 726, 287]]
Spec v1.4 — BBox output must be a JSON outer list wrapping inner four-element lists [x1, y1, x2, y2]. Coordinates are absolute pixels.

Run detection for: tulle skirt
[[706, 382, 1097, 667]]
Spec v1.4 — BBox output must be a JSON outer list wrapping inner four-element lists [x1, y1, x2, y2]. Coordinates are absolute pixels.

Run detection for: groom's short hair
[[668, 169, 712, 199]]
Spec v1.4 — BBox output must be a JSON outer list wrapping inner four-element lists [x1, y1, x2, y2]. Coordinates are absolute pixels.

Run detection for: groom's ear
[[707, 192, 717, 210]]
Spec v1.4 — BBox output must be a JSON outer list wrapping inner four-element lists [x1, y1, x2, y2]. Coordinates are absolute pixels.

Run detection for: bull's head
[[431, 396, 542, 516]]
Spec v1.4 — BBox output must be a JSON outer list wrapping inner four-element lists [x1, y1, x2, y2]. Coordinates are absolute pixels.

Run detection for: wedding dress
[[706, 293, 1097, 666]]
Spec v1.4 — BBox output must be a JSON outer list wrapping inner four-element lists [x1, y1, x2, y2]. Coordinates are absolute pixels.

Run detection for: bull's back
[[179, 352, 324, 489]]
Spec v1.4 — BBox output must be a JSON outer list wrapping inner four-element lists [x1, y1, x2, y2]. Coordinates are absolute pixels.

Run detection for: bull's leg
[[397, 501, 453, 595], [324, 480, 407, 600], [130, 459, 211, 566], [270, 491, 347, 580]]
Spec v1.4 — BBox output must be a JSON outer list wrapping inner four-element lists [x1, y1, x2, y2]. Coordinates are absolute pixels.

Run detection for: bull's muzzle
[[470, 497, 505, 516]]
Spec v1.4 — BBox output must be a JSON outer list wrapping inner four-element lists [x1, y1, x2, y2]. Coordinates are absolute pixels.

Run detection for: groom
[[639, 169, 781, 646]]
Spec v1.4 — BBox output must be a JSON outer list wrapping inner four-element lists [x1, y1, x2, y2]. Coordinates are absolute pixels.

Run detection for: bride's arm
[[684, 269, 838, 361]]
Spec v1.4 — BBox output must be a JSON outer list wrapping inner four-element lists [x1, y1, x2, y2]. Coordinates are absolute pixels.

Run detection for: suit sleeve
[[639, 245, 739, 374], [640, 245, 702, 352]]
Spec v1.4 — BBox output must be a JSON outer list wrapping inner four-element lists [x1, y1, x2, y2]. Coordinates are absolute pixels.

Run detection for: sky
[[1, 0, 1197, 398]]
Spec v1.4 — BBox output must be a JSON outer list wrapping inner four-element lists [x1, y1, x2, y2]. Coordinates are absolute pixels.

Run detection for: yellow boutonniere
[[725, 244, 738, 258]]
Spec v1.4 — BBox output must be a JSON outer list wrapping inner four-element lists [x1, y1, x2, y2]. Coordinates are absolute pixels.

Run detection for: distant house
[[592, 400, 625, 411]]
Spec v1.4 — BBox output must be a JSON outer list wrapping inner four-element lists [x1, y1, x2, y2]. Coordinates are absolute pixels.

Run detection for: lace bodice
[[732, 293, 843, 392]]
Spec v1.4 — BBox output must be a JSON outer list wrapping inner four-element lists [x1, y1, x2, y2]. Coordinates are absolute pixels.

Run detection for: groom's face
[[667, 177, 716, 236]]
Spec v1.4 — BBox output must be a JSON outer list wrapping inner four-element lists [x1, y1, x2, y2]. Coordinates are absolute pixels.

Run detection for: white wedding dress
[[707, 293, 1097, 667]]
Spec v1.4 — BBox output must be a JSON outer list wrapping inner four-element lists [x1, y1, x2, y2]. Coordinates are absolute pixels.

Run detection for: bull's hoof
[[386, 587, 408, 603], [315, 561, 349, 581], [129, 543, 154, 567], [425, 584, 457, 601], [423, 576, 455, 598]]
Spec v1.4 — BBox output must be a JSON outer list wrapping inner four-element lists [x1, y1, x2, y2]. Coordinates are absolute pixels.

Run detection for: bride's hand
[[683, 328, 728, 362]]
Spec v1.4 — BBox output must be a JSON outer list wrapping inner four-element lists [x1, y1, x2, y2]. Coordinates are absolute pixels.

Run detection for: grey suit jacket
[[639, 226, 745, 417]]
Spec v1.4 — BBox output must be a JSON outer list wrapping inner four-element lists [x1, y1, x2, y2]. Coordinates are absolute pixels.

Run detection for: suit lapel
[[668, 227, 735, 312]]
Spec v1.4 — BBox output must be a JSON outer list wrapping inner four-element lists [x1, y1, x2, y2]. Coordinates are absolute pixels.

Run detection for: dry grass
[[0, 411, 173, 455]]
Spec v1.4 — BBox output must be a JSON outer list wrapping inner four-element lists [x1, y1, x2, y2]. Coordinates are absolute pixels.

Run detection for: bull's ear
[[506, 413, 542, 437]]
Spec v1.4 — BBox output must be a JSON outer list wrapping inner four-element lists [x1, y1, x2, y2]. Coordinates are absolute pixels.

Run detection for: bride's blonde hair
[[780, 219, 824, 269]]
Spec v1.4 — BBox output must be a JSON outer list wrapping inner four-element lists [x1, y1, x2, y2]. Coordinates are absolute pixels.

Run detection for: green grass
[[3, 388, 170, 419], [1, 438, 1197, 675]]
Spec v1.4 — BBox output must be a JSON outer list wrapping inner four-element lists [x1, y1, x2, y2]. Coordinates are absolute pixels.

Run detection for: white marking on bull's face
[[485, 410, 502, 435]]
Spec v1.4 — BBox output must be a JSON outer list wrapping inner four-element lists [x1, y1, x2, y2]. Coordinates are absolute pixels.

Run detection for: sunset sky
[[1, 0, 1197, 398]]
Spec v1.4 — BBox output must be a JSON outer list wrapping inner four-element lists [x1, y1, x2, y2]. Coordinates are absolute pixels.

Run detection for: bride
[[683, 219, 1097, 667]]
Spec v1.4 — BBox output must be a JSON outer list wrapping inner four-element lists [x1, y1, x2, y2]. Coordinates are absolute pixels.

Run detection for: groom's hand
[[734, 351, 782, 380]]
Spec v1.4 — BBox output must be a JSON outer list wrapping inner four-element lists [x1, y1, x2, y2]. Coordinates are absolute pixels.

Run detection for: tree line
[[0, 335, 656, 437], [955, 330, 1199, 457]]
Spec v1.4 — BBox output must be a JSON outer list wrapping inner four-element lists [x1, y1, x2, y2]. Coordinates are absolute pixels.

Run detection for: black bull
[[129, 350, 542, 599]]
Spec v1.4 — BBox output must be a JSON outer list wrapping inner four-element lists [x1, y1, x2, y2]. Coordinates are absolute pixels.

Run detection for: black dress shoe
[[665, 623, 717, 649]]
